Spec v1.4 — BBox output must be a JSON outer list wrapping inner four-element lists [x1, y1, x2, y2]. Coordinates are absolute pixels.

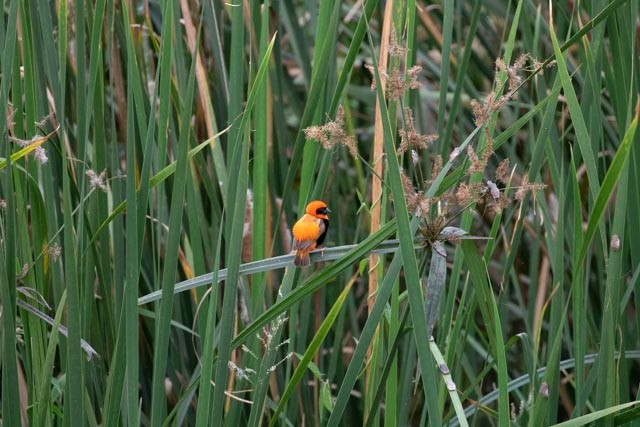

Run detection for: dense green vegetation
[[1, 0, 639, 425]]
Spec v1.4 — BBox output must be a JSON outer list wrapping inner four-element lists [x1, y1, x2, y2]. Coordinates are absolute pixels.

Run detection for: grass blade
[[149, 6, 197, 423], [269, 270, 358, 425], [578, 104, 638, 263]]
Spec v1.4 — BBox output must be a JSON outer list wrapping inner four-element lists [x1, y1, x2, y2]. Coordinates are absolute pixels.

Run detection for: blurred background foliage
[[1, 0, 639, 425]]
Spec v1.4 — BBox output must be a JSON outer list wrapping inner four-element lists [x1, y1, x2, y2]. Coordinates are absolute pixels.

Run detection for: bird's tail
[[294, 252, 310, 268]]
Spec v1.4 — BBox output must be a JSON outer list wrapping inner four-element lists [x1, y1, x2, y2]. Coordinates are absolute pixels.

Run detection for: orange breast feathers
[[292, 201, 330, 267]]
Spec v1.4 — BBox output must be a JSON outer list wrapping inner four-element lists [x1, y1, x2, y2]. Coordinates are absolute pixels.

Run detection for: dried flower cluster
[[9, 134, 49, 165], [453, 182, 484, 207], [398, 169, 432, 217], [35, 112, 55, 128], [6, 104, 16, 133], [388, 29, 408, 58], [304, 106, 358, 158], [362, 25, 422, 99], [514, 173, 546, 201], [86, 169, 109, 192], [495, 158, 511, 184], [17, 264, 30, 282], [428, 155, 443, 184], [228, 361, 255, 383], [48, 243, 62, 261], [223, 313, 292, 390], [366, 64, 422, 100], [398, 108, 438, 155], [465, 131, 493, 176], [471, 54, 549, 126], [34, 147, 48, 164], [308, 31, 426, 159], [482, 180, 512, 214], [7, 113, 60, 165], [399, 140, 546, 255], [397, 157, 531, 221], [391, 57, 549, 256]]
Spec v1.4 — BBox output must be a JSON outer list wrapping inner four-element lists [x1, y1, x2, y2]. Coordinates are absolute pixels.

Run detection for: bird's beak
[[326, 208, 332, 213]]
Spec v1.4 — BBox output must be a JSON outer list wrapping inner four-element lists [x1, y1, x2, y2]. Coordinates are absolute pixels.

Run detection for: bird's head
[[306, 200, 331, 220]]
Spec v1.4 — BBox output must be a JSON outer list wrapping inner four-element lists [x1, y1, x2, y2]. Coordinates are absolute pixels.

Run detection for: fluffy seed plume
[[8, 125, 59, 165], [400, 170, 421, 212], [388, 28, 408, 58], [466, 146, 486, 175], [86, 169, 109, 192], [6, 104, 16, 134], [398, 108, 437, 154], [454, 182, 476, 207], [386, 69, 408, 100], [34, 147, 48, 164], [515, 174, 546, 200], [470, 54, 544, 127], [395, 170, 435, 219], [304, 106, 358, 158], [424, 155, 443, 188], [228, 361, 255, 383], [364, 64, 379, 90], [495, 159, 511, 184], [9, 134, 50, 165], [365, 64, 422, 100], [406, 66, 422, 89], [35, 112, 55, 128], [48, 243, 62, 261], [483, 181, 511, 215]]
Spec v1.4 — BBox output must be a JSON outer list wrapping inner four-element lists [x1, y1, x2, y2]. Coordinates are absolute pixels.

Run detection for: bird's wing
[[294, 238, 317, 252]]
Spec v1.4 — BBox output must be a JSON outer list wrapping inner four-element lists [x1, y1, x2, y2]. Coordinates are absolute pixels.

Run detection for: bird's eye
[[316, 207, 327, 215]]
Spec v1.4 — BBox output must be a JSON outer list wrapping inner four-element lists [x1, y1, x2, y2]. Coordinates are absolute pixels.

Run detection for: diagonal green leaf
[[578, 106, 638, 263]]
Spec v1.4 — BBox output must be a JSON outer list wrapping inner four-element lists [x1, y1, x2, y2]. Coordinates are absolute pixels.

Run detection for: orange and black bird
[[292, 200, 330, 267]]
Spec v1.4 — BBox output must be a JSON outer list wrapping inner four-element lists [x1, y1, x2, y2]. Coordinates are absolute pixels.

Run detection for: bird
[[292, 200, 330, 267]]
